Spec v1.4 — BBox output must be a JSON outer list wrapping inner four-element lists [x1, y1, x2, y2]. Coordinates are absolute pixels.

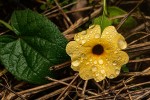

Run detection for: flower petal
[[103, 50, 129, 79], [66, 41, 91, 71], [79, 62, 93, 80], [101, 26, 127, 50], [79, 56, 106, 82], [74, 25, 101, 45], [92, 65, 106, 82], [66, 41, 80, 56]]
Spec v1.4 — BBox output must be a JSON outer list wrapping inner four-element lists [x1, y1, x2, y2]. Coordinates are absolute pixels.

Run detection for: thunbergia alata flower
[[66, 25, 129, 82]]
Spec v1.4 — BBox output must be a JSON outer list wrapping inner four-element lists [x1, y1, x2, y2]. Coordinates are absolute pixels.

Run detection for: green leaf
[[107, 6, 137, 30], [93, 15, 112, 31], [0, 9, 69, 84], [122, 65, 129, 72]]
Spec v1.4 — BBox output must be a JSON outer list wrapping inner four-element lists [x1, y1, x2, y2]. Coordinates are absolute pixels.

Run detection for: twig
[[0, 69, 7, 77], [63, 7, 102, 34], [49, 61, 71, 71], [56, 74, 79, 100], [85, 67, 150, 99], [46, 76, 97, 96], [116, 0, 144, 30], [93, 80, 104, 91], [127, 42, 150, 50], [6, 76, 74, 99], [123, 81, 133, 100], [0, 83, 26, 100], [54, 0, 73, 25], [81, 80, 88, 98], [45, 2, 77, 16], [135, 91, 150, 100], [36, 87, 67, 100], [128, 34, 150, 45], [129, 58, 150, 63]]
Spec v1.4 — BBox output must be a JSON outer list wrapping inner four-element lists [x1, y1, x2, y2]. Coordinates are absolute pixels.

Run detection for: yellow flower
[[66, 25, 129, 82]]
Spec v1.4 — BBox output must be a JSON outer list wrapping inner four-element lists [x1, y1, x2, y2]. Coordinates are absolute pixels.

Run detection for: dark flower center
[[92, 44, 104, 55]]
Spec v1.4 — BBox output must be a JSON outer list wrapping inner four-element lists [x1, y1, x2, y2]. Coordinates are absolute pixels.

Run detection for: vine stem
[[0, 20, 13, 31], [103, 0, 107, 15]]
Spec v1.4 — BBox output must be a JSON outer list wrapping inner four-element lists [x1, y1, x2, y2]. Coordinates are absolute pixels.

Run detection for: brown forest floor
[[0, 0, 150, 100]]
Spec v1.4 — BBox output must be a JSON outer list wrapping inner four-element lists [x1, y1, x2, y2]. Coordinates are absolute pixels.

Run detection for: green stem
[[103, 0, 107, 16], [0, 20, 13, 31]]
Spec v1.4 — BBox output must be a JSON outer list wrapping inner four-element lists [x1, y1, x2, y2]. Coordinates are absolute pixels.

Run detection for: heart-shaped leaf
[[107, 6, 137, 30], [93, 15, 112, 31], [0, 9, 69, 84]]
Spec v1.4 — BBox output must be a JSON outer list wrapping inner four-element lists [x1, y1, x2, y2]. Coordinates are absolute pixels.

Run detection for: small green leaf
[[93, 15, 112, 31], [107, 6, 137, 30], [122, 65, 129, 72], [0, 9, 69, 84]]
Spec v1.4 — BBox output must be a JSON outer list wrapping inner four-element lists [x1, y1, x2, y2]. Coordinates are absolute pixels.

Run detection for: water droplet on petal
[[99, 75, 104, 80], [95, 34, 100, 38], [118, 56, 121, 60], [106, 58, 108, 61], [96, 73, 100, 76], [109, 74, 114, 79], [94, 60, 97, 64], [114, 51, 118, 54], [92, 66, 97, 72], [101, 70, 105, 74], [98, 59, 103, 64], [112, 61, 117, 66], [89, 25, 95, 29], [81, 53, 86, 58], [90, 59, 92, 61], [72, 60, 80, 67], [116, 69, 120, 75], [113, 63, 117, 66], [76, 38, 80, 41], [118, 39, 127, 49], [81, 31, 86, 35], [86, 62, 89, 65], [81, 40, 86, 44], [106, 32, 109, 34]]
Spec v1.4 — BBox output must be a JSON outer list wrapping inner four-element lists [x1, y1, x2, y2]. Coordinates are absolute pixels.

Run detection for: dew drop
[[98, 59, 103, 64], [112, 61, 117, 66], [109, 74, 114, 79], [89, 25, 95, 29], [90, 31, 93, 34], [95, 34, 100, 38], [72, 60, 80, 67], [113, 63, 117, 66], [99, 75, 104, 80], [115, 69, 120, 75], [114, 51, 118, 54], [92, 66, 97, 72], [81, 53, 86, 58], [118, 56, 121, 60], [106, 32, 109, 34], [81, 40, 86, 44], [81, 31, 86, 35], [90, 59, 93, 62], [94, 60, 97, 64], [118, 39, 127, 49], [95, 79, 99, 82], [76, 38, 80, 41], [106, 58, 108, 61], [96, 73, 100, 76], [101, 70, 105, 74], [86, 62, 89, 65]]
